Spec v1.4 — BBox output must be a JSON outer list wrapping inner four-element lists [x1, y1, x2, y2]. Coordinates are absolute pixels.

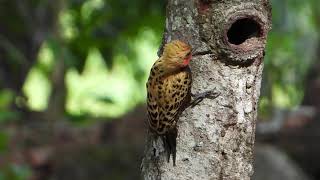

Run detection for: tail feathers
[[161, 129, 177, 166]]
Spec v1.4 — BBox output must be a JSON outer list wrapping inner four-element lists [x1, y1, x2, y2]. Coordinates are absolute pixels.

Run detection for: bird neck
[[153, 57, 181, 77]]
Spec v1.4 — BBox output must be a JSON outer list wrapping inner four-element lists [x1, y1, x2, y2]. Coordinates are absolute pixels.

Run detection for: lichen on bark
[[141, 0, 272, 179]]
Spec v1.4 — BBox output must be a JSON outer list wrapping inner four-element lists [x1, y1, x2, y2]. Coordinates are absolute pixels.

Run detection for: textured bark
[[141, 0, 271, 179]]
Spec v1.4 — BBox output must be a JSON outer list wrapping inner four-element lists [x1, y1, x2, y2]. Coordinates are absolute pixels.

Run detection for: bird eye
[[186, 52, 191, 57]]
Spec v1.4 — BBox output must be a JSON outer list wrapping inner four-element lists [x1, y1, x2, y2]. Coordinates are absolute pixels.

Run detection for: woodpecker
[[146, 40, 219, 165], [146, 40, 193, 166]]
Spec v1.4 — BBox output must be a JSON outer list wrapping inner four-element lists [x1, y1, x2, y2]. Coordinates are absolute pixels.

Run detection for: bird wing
[[146, 76, 160, 132], [147, 69, 191, 135]]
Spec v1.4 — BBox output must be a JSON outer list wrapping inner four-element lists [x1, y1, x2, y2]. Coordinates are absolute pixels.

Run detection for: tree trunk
[[141, 0, 272, 179]]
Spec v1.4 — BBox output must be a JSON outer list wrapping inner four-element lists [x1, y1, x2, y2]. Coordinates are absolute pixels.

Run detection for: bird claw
[[205, 90, 220, 100], [190, 88, 220, 108]]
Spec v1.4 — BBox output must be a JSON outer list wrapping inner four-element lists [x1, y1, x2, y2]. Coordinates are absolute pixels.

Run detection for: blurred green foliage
[[0, 164, 31, 180], [260, 0, 319, 118], [0, 0, 165, 178], [20, 0, 165, 117], [0, 132, 8, 153]]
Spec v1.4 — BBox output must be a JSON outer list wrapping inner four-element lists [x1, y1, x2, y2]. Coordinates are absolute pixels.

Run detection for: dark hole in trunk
[[227, 18, 261, 45]]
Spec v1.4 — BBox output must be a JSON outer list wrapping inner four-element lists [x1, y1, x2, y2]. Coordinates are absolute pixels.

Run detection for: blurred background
[[0, 0, 319, 179]]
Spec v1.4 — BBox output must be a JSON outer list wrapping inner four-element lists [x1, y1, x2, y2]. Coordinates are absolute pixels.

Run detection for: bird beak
[[191, 47, 213, 56]]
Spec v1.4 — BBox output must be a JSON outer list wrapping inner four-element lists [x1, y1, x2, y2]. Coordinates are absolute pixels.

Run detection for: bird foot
[[189, 88, 220, 108]]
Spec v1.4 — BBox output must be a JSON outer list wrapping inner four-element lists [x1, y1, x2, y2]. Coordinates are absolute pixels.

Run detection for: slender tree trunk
[[141, 0, 271, 179]]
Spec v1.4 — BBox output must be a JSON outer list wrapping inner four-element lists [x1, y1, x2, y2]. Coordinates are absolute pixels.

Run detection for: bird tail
[[161, 128, 177, 166]]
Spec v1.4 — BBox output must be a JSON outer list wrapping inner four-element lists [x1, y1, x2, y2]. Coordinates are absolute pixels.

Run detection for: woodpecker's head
[[162, 40, 192, 68]]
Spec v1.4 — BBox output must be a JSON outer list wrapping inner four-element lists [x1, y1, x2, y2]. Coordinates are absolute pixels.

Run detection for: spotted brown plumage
[[146, 40, 192, 166]]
